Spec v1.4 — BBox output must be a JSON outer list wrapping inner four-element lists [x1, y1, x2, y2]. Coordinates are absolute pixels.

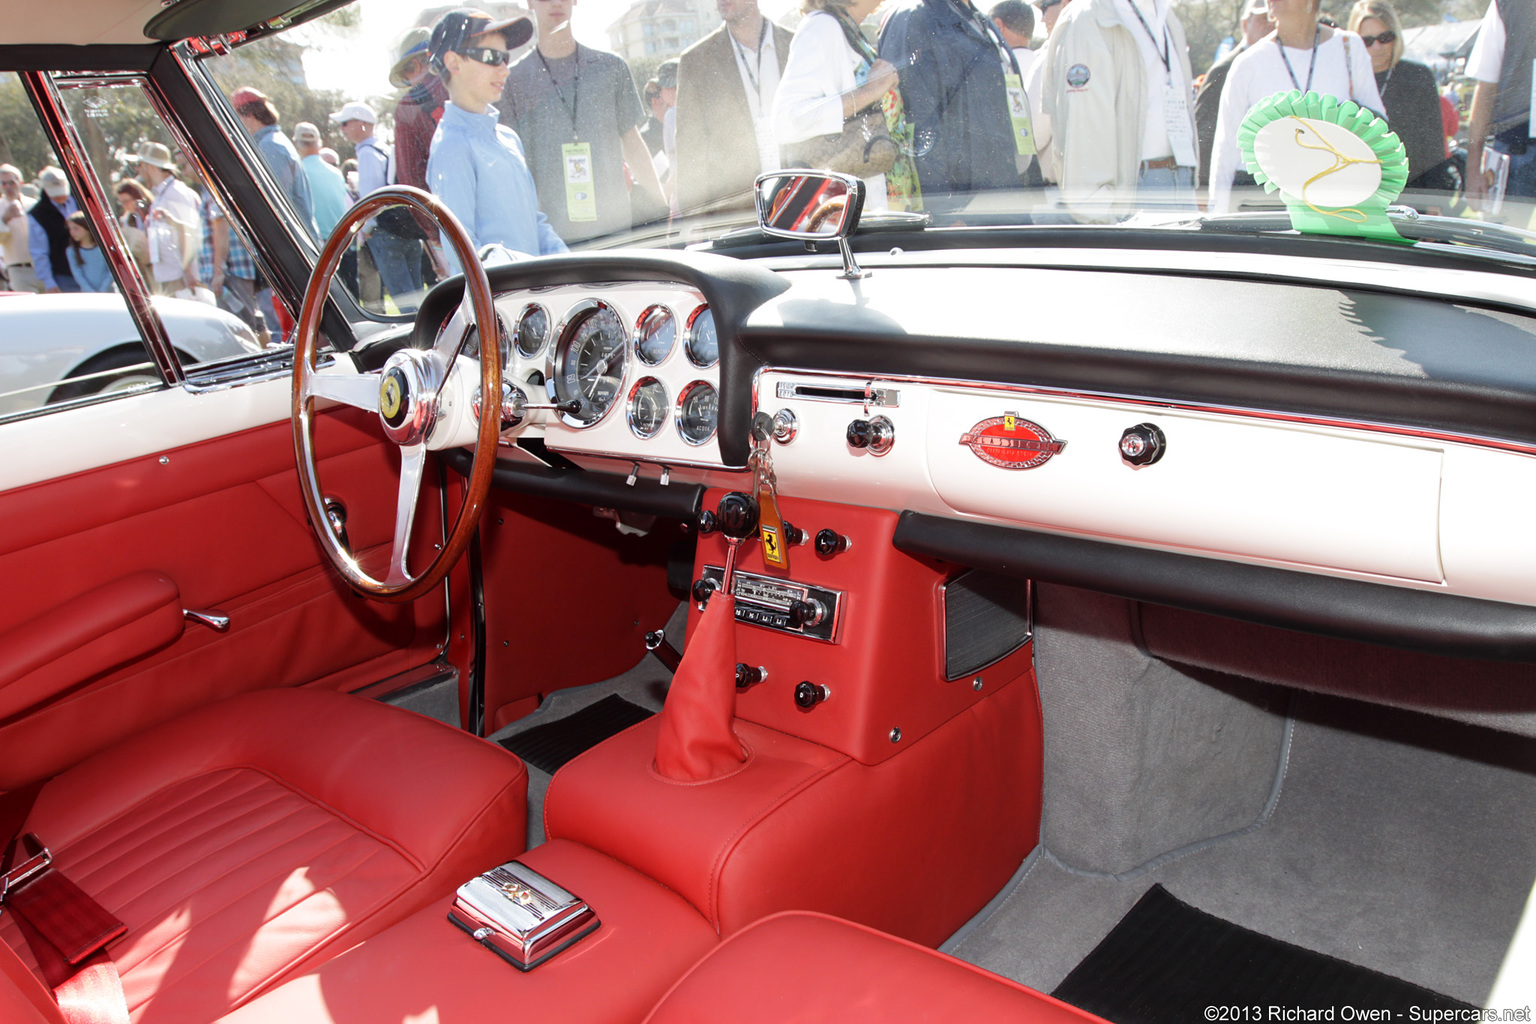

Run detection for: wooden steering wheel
[[291, 186, 501, 603]]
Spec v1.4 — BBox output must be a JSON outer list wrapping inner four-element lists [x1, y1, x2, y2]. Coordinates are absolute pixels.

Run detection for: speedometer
[[549, 300, 627, 428]]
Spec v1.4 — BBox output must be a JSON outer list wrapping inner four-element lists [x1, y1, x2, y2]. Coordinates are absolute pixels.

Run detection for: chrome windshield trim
[[23, 71, 182, 386]]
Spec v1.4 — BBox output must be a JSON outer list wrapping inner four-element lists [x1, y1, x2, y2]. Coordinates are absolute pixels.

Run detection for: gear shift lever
[[714, 492, 759, 597]]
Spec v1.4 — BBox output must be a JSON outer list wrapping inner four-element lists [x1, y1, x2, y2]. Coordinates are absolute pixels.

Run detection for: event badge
[[562, 142, 597, 223], [1163, 79, 1197, 169], [1005, 74, 1036, 157]]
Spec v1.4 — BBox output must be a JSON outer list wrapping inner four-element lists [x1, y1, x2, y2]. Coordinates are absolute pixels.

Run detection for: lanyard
[[730, 18, 770, 105], [1124, 0, 1171, 78], [1276, 27, 1320, 94], [537, 48, 583, 141]]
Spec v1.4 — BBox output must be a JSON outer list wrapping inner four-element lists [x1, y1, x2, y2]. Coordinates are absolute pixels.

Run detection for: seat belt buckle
[[1, 833, 52, 903]]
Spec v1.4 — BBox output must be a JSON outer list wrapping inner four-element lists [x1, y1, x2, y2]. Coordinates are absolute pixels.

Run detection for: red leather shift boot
[[654, 593, 748, 782]]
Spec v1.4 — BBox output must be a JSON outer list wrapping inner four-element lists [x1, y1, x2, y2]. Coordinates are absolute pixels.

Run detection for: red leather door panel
[[0, 408, 449, 788]]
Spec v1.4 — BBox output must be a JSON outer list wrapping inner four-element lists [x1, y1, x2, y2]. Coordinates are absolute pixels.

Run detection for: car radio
[[699, 565, 843, 643]]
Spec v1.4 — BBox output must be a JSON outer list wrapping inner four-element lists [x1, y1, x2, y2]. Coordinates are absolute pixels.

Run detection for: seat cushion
[[642, 911, 1112, 1024], [215, 839, 720, 1024], [0, 688, 527, 1023]]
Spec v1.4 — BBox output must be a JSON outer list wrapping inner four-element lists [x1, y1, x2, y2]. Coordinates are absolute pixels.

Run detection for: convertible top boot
[[654, 591, 748, 782]]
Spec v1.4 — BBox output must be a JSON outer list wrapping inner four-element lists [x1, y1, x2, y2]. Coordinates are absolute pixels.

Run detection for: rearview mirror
[[755, 171, 865, 241]]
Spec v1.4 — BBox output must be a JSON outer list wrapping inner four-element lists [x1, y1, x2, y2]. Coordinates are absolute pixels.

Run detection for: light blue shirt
[[302, 153, 352, 237], [67, 244, 114, 292], [427, 101, 567, 272], [252, 124, 318, 236], [28, 195, 77, 290]]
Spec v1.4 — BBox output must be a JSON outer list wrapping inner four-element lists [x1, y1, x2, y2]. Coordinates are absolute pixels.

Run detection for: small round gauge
[[634, 305, 676, 366], [685, 305, 718, 368], [676, 380, 719, 446], [459, 315, 511, 365], [514, 303, 550, 358], [550, 300, 627, 427], [628, 377, 669, 439]]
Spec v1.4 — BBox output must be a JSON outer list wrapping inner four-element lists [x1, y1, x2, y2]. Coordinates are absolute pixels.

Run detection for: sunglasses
[[456, 46, 512, 66], [1359, 30, 1396, 47]]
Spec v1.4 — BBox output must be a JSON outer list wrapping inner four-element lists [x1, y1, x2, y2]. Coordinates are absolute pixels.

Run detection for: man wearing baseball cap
[[231, 86, 317, 237], [331, 99, 423, 302], [26, 166, 80, 293], [426, 8, 566, 266], [292, 122, 350, 236]]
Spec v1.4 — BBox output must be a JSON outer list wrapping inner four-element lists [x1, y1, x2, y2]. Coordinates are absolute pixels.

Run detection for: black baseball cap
[[429, 8, 534, 73]]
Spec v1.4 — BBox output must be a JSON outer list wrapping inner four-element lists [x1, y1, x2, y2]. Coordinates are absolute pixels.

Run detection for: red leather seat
[[643, 910, 1113, 1024], [0, 688, 527, 1023]]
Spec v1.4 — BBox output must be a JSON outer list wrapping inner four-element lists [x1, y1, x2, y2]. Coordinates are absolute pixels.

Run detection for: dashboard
[[413, 248, 1536, 660]]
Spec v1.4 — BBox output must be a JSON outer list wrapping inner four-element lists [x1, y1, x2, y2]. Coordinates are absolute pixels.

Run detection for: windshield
[[190, 0, 1530, 317]]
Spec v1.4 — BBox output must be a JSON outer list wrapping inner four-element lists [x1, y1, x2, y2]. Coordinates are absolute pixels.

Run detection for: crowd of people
[[3, 0, 1531, 308]]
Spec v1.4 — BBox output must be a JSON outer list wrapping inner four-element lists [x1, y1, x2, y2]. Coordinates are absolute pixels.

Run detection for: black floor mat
[[1052, 885, 1473, 1024], [499, 695, 654, 775]]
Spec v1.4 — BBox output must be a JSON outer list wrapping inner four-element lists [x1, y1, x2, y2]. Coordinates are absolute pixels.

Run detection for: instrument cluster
[[466, 282, 724, 467]]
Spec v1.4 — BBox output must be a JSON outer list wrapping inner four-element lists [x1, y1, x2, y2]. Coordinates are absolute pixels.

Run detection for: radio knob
[[787, 598, 826, 629], [691, 578, 718, 605], [846, 416, 895, 455], [794, 681, 829, 709]]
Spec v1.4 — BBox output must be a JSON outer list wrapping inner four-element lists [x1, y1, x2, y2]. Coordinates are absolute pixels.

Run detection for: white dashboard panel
[[486, 281, 728, 469]]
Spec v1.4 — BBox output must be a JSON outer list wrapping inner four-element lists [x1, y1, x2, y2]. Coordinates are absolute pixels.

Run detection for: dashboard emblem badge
[[380, 370, 407, 425], [959, 413, 1066, 470]]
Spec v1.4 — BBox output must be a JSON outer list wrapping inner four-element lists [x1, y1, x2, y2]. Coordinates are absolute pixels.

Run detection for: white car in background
[[0, 290, 262, 415]]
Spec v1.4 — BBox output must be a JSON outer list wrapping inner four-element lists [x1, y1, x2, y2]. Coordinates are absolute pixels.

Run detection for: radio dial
[[787, 598, 826, 629]]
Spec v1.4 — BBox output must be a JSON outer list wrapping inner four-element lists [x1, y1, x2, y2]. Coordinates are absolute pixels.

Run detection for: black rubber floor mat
[[499, 695, 654, 775], [1052, 885, 1473, 1024]]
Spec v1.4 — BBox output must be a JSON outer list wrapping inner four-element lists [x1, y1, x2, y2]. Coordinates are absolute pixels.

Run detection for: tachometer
[[459, 315, 511, 365], [550, 300, 627, 427], [513, 303, 550, 358], [685, 305, 718, 368], [628, 377, 668, 438], [635, 305, 676, 366], [677, 380, 718, 446]]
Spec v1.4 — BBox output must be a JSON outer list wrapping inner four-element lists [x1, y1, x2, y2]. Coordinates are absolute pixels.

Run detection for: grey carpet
[[951, 585, 1536, 1007]]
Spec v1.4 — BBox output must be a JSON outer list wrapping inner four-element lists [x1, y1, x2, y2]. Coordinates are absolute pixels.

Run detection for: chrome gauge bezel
[[684, 304, 718, 369], [634, 304, 677, 367], [547, 298, 629, 429], [459, 314, 512, 366], [627, 376, 669, 439], [513, 302, 551, 358], [676, 379, 719, 446]]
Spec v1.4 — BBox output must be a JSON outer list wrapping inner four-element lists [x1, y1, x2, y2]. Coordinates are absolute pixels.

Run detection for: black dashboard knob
[[691, 578, 718, 605], [1119, 423, 1166, 467], [794, 681, 829, 709], [787, 598, 826, 629], [845, 416, 895, 455], [735, 663, 767, 688], [695, 509, 717, 535], [716, 492, 760, 541], [814, 529, 849, 557], [781, 520, 808, 546]]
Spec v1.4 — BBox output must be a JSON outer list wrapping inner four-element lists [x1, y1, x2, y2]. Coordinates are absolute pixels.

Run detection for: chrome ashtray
[[447, 860, 600, 971]]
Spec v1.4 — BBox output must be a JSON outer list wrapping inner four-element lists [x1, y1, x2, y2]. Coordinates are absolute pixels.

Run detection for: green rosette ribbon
[[1237, 90, 1409, 242]]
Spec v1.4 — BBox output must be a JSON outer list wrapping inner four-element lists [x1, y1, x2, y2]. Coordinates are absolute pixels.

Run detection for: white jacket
[[1043, 0, 1196, 220]]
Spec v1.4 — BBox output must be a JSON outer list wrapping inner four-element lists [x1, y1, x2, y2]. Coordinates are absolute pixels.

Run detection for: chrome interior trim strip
[[755, 366, 1536, 459]]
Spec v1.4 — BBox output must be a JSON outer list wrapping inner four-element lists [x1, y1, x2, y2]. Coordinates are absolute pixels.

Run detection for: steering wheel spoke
[[305, 369, 381, 413], [384, 443, 427, 587], [292, 186, 502, 603]]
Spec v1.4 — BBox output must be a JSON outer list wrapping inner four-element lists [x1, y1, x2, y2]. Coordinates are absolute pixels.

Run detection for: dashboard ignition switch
[[1119, 423, 1166, 467]]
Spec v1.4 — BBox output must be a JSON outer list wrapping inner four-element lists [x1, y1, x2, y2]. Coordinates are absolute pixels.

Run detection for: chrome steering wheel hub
[[379, 349, 444, 446]]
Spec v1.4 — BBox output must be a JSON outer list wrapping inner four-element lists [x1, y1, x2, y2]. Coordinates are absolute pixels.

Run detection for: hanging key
[[751, 413, 789, 572]]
